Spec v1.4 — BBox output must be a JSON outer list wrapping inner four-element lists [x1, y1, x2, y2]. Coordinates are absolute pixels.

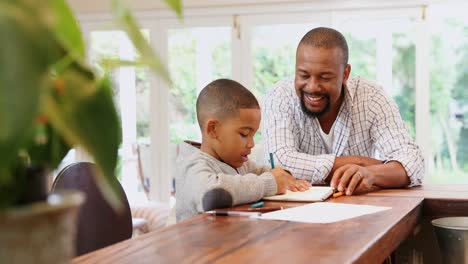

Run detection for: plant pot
[[0, 191, 85, 264]]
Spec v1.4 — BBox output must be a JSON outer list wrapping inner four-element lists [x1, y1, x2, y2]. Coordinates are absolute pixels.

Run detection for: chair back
[[52, 162, 132, 256]]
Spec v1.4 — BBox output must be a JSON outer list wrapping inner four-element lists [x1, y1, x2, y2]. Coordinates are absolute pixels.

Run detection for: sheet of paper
[[256, 202, 391, 223], [263, 186, 334, 202]]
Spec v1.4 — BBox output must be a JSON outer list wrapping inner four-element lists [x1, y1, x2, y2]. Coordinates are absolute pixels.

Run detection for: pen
[[269, 153, 275, 168], [205, 210, 261, 217], [251, 201, 264, 208], [244, 206, 284, 213]]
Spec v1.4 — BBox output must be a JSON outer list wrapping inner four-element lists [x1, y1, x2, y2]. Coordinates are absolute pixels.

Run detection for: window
[[86, 28, 151, 203], [250, 23, 319, 101], [335, 9, 419, 137], [168, 26, 232, 143], [77, 2, 468, 203], [427, 3, 468, 183]]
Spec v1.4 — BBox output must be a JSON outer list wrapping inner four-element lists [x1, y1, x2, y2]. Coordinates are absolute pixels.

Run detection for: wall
[[67, 0, 304, 13], [68, 0, 435, 14]]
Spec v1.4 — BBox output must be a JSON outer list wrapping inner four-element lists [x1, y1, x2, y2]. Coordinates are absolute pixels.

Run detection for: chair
[[52, 162, 133, 256]]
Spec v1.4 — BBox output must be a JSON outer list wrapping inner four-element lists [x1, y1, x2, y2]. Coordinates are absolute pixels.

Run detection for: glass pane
[[251, 23, 320, 102], [251, 23, 320, 159], [344, 33, 377, 80], [89, 30, 150, 202], [392, 31, 416, 137], [338, 17, 417, 138], [168, 27, 232, 144], [428, 4, 468, 183], [136, 30, 151, 141], [90, 31, 121, 112]]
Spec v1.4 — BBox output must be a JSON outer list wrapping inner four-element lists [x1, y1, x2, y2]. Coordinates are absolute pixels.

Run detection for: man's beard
[[300, 90, 331, 118]]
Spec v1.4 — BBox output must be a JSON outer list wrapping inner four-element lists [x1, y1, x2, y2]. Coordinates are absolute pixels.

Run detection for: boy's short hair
[[196, 79, 259, 129]]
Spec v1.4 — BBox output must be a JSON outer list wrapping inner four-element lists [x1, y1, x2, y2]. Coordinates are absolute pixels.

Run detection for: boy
[[175, 79, 310, 222]]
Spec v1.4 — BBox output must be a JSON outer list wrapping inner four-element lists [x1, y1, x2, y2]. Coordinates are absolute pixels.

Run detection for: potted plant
[[0, 0, 181, 262]]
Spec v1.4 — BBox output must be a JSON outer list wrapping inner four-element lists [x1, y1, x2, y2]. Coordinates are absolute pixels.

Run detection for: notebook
[[263, 186, 334, 202]]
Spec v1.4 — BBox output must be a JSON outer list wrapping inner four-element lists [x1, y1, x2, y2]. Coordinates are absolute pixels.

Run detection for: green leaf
[[0, 167, 17, 209], [44, 70, 123, 211], [48, 0, 85, 59], [99, 58, 148, 70], [24, 121, 71, 169], [163, 0, 183, 19], [0, 4, 59, 175], [111, 0, 171, 84]]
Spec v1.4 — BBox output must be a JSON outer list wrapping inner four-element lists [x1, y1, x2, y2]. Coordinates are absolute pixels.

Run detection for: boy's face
[[212, 108, 260, 168]]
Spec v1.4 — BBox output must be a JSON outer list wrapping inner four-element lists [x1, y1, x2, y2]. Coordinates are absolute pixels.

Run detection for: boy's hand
[[270, 168, 289, 194], [287, 176, 311, 192], [282, 169, 311, 191]]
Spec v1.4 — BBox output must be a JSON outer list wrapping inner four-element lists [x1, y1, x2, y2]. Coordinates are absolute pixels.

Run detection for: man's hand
[[330, 164, 377, 195], [327, 156, 383, 182]]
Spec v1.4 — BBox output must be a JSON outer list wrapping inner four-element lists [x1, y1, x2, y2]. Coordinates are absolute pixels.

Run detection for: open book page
[[256, 202, 391, 223], [263, 186, 334, 202]]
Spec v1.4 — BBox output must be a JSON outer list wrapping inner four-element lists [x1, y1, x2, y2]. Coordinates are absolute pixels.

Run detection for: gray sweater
[[175, 142, 278, 222]]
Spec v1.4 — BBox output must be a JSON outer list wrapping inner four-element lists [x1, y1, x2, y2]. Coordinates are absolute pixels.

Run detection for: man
[[262, 27, 424, 195]]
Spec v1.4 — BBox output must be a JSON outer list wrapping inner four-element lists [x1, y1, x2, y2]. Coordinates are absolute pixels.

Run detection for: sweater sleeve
[[186, 160, 277, 214]]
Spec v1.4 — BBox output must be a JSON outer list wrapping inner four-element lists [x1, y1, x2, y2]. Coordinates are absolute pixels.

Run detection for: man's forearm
[[366, 161, 410, 188]]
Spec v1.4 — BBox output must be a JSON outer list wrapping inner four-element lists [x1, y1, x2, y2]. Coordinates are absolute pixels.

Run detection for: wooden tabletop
[[365, 185, 468, 219], [365, 184, 468, 200], [73, 195, 423, 264]]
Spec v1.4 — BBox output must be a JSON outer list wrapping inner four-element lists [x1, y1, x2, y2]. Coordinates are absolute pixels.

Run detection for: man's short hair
[[196, 79, 259, 129], [298, 27, 349, 66]]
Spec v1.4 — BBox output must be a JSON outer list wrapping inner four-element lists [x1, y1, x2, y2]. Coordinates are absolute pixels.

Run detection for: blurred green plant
[[0, 0, 182, 209]]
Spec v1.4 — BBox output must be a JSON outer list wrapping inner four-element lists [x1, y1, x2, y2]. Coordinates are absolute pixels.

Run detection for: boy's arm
[[187, 162, 277, 214], [245, 160, 311, 191], [244, 159, 271, 175]]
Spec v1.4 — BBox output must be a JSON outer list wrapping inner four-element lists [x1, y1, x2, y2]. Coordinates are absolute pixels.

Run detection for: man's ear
[[205, 118, 219, 138], [342, 64, 351, 86]]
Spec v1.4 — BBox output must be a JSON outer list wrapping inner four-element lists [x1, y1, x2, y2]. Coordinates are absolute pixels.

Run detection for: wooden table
[[366, 185, 468, 218], [73, 185, 468, 264], [73, 195, 427, 263], [366, 185, 468, 264]]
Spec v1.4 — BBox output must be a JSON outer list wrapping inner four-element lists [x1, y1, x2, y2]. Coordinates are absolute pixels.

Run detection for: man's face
[[294, 45, 350, 118], [213, 108, 260, 168]]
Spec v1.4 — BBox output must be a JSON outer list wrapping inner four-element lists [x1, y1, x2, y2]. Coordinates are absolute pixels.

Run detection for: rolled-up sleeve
[[369, 89, 425, 186]]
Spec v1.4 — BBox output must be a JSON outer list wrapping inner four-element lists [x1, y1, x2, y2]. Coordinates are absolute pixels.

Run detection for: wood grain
[[73, 196, 423, 264], [365, 185, 468, 218]]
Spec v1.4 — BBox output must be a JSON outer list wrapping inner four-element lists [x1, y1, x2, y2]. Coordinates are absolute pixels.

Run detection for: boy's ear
[[205, 118, 219, 138]]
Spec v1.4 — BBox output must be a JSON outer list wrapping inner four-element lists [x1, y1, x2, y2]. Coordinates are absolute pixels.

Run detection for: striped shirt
[[262, 76, 424, 187]]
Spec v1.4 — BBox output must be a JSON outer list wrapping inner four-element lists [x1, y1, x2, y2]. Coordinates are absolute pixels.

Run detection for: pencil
[[333, 191, 344, 198], [269, 153, 275, 168]]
